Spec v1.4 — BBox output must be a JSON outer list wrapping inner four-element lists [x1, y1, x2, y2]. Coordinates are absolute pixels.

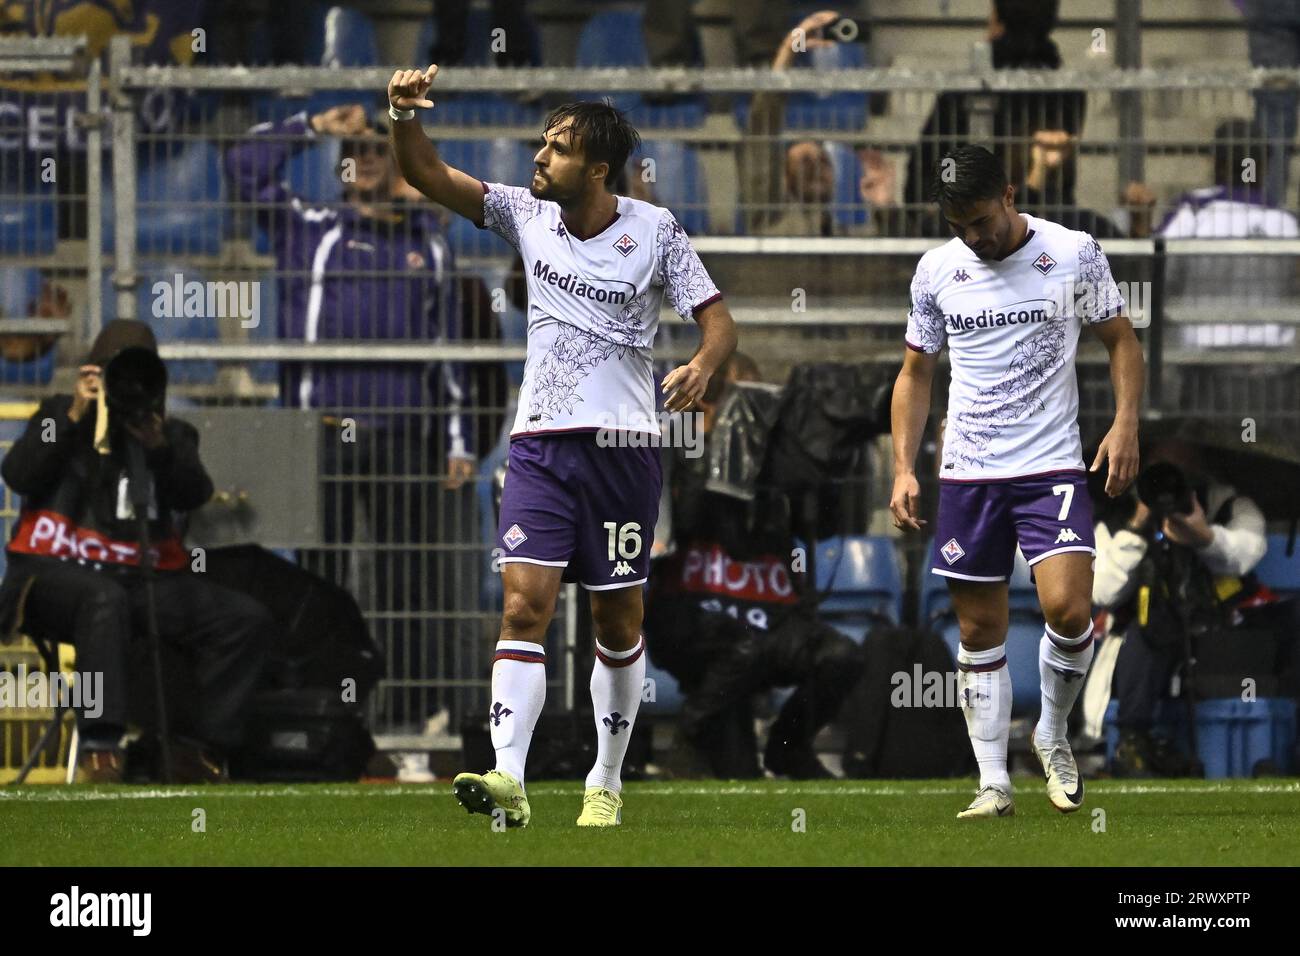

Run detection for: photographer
[[1092, 437, 1275, 775], [0, 320, 272, 783], [644, 354, 864, 779]]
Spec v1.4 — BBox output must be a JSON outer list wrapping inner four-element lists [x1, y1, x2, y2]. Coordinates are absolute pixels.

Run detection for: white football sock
[[585, 635, 646, 793], [489, 640, 546, 786], [957, 644, 1012, 792], [1036, 621, 1096, 747]]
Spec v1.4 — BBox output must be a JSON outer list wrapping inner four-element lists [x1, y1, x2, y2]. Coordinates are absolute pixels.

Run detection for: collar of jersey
[[558, 197, 622, 242]]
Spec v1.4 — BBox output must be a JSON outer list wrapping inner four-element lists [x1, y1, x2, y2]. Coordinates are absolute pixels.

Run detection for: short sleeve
[[904, 259, 946, 354], [1076, 233, 1126, 323], [655, 209, 722, 321], [479, 182, 543, 249]]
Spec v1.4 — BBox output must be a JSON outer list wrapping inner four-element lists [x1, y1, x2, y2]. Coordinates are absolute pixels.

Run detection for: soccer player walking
[[891, 146, 1144, 818], [387, 66, 737, 827]]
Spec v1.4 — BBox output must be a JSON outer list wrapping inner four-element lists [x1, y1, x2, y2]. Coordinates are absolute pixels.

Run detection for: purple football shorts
[[930, 469, 1096, 581], [497, 433, 662, 590]]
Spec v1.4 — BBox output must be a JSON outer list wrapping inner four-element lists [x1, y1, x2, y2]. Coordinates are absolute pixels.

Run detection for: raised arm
[[387, 64, 488, 224]]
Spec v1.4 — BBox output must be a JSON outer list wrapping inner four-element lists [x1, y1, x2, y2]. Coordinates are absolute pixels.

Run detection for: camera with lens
[[1135, 460, 1195, 526], [104, 346, 168, 431]]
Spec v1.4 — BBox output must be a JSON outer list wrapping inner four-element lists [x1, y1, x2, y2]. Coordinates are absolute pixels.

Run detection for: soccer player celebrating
[[387, 66, 737, 827], [890, 145, 1143, 818]]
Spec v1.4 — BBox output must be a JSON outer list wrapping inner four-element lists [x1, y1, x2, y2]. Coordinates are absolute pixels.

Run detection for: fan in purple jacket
[[224, 104, 474, 483], [226, 104, 479, 727]]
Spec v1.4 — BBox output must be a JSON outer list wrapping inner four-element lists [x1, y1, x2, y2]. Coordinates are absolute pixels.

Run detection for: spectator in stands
[[1134, 119, 1299, 348], [1238, 0, 1300, 206], [740, 9, 884, 236], [225, 103, 475, 730], [1092, 436, 1299, 776], [427, 0, 538, 68], [644, 0, 788, 70], [0, 319, 272, 783], [644, 353, 864, 779]]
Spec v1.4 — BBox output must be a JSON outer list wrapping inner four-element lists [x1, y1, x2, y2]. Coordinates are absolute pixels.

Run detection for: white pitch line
[[1, 781, 1298, 802]]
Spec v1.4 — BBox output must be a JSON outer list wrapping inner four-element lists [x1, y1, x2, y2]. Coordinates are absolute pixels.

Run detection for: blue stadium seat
[[635, 140, 707, 235], [575, 10, 704, 128], [825, 141, 867, 230], [920, 537, 1041, 618], [249, 271, 280, 385], [316, 5, 379, 67], [641, 658, 686, 716], [815, 535, 903, 632], [785, 40, 870, 131], [0, 267, 56, 386], [0, 186, 56, 255], [733, 37, 870, 133], [103, 142, 227, 256], [1255, 533, 1300, 599], [439, 139, 535, 256], [576, 9, 648, 69], [937, 609, 1043, 717]]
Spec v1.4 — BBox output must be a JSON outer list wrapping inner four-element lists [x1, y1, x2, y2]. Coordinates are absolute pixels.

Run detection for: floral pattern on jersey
[[906, 260, 946, 353], [483, 184, 544, 249], [1077, 234, 1124, 323], [943, 321, 1068, 470], [526, 324, 635, 425], [656, 211, 718, 319]]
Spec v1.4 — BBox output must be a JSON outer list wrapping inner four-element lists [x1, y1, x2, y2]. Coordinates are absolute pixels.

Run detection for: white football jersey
[[905, 213, 1125, 481], [480, 183, 722, 436]]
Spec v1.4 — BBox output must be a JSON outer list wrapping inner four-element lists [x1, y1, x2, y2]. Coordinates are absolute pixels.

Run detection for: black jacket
[[0, 395, 213, 635]]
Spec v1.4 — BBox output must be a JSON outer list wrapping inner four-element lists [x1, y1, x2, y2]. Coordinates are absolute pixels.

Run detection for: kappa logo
[[940, 538, 965, 565], [1055, 527, 1081, 544], [503, 524, 528, 551], [613, 233, 638, 257], [610, 560, 635, 577], [953, 269, 971, 282], [1033, 252, 1057, 275]]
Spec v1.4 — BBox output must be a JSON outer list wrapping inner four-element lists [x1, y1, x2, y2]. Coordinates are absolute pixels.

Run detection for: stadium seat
[[1254, 533, 1300, 599], [815, 534, 904, 631], [937, 609, 1043, 718], [439, 139, 536, 256], [825, 141, 868, 230], [316, 5, 379, 67], [574, 10, 704, 129], [733, 36, 870, 133], [784, 40, 870, 132], [641, 658, 686, 716], [248, 271, 281, 385], [103, 142, 227, 256], [0, 186, 56, 255], [635, 140, 707, 235]]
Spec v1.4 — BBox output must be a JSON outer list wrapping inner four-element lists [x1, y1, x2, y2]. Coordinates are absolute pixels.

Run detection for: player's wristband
[[388, 103, 416, 122]]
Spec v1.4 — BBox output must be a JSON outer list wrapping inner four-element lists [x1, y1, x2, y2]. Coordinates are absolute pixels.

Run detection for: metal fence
[[3, 37, 1300, 737]]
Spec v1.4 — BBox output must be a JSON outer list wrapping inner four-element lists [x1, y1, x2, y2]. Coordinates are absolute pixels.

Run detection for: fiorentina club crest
[[503, 524, 528, 551], [613, 233, 638, 257], [940, 537, 966, 565], [1032, 252, 1057, 275]]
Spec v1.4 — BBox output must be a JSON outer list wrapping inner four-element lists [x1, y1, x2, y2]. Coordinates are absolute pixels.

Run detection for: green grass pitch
[[2, 779, 1298, 866]]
